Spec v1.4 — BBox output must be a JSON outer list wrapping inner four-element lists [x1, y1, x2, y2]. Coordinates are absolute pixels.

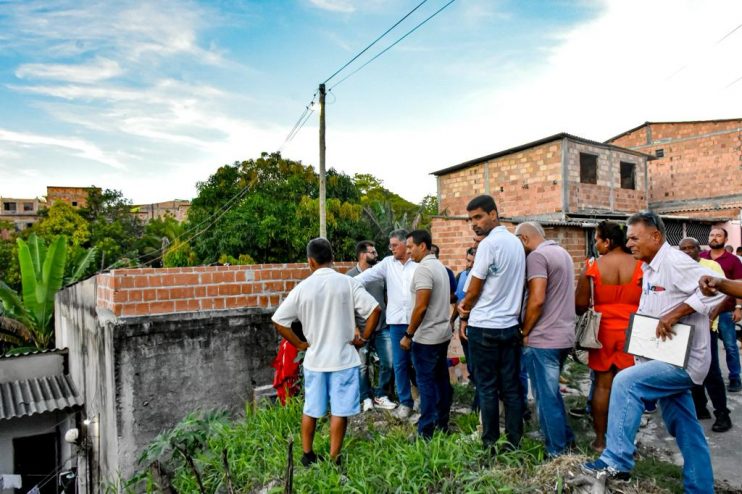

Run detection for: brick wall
[[438, 141, 564, 218], [565, 141, 648, 214], [609, 121, 742, 213], [431, 217, 587, 280], [96, 263, 354, 317], [46, 186, 98, 208]]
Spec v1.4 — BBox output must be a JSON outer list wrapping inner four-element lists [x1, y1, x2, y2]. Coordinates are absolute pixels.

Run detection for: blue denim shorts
[[303, 367, 360, 418]]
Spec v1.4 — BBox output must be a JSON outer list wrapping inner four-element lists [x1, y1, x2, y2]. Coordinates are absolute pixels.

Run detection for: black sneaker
[[728, 379, 742, 393], [696, 407, 712, 420], [569, 407, 590, 419], [581, 459, 631, 481], [300, 451, 323, 467], [712, 413, 732, 433]]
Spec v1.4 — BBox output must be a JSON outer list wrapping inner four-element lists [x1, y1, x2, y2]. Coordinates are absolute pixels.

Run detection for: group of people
[[271, 194, 740, 493]]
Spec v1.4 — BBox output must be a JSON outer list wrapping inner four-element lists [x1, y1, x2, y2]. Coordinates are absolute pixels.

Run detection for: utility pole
[[318, 83, 327, 238]]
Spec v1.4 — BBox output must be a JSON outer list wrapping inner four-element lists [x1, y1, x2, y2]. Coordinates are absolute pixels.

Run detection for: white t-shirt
[[354, 255, 417, 324], [468, 226, 526, 328], [272, 268, 379, 372]]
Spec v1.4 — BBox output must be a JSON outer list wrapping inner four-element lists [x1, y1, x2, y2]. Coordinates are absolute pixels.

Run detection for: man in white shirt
[[400, 230, 453, 438], [272, 238, 380, 467], [354, 229, 418, 419], [582, 212, 724, 493], [458, 195, 526, 454]]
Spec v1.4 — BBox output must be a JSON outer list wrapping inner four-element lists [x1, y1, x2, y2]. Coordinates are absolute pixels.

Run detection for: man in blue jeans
[[582, 212, 724, 493], [458, 195, 525, 453], [347, 240, 396, 412], [400, 230, 453, 438], [699, 227, 742, 393], [355, 229, 418, 419], [515, 222, 576, 457]]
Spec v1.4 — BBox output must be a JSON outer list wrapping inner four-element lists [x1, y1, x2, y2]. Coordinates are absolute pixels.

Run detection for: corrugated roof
[[0, 374, 83, 421], [431, 132, 654, 176], [0, 348, 67, 360]]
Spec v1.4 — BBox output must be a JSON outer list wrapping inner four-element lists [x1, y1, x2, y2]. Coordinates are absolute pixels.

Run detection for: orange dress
[[585, 259, 643, 371]]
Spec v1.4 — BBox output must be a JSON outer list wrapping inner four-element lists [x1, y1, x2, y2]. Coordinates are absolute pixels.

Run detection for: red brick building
[[431, 132, 722, 275], [46, 185, 99, 208], [607, 119, 742, 220]]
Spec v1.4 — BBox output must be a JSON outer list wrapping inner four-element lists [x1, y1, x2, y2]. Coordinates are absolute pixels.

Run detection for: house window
[[620, 162, 635, 190], [23, 202, 34, 211], [579, 153, 598, 184], [655, 148, 664, 158], [71, 201, 78, 207], [3, 202, 16, 212]]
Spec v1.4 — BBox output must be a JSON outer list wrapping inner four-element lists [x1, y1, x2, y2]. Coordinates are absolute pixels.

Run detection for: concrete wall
[[56, 262, 353, 489]]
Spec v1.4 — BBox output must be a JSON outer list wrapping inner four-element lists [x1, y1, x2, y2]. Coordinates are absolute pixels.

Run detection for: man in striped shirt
[[582, 212, 724, 493]]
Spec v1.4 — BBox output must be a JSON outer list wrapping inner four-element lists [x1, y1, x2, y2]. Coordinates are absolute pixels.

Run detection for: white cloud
[[0, 129, 127, 170], [16, 57, 123, 83], [308, 0, 357, 14]]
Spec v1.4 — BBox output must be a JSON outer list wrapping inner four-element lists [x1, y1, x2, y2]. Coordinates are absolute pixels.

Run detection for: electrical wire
[[322, 0, 429, 85], [329, 0, 457, 91], [277, 92, 318, 153]]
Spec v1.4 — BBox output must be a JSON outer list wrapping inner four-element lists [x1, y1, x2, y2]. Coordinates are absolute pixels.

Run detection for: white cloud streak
[[15, 57, 123, 83]]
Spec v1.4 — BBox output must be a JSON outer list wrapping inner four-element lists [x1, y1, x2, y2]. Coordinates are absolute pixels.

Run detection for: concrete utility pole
[[318, 83, 327, 238]]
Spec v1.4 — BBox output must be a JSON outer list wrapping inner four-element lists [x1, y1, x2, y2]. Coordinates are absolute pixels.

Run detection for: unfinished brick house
[[431, 132, 723, 274], [606, 119, 742, 221]]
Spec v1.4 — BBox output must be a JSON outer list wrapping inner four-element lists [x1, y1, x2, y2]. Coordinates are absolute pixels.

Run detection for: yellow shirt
[[699, 258, 724, 331]]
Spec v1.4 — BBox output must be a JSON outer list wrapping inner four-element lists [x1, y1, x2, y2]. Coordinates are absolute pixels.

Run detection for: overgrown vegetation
[[117, 382, 683, 494]]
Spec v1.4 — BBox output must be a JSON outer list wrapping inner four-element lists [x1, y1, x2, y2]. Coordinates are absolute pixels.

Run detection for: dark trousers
[[467, 324, 523, 448], [410, 340, 453, 438], [692, 331, 729, 416]]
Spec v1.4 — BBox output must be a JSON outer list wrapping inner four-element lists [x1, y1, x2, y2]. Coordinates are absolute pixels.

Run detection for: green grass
[[634, 457, 684, 494], [122, 381, 685, 494]]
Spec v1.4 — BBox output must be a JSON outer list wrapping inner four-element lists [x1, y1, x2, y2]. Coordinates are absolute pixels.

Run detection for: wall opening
[[579, 153, 598, 184], [620, 161, 636, 190]]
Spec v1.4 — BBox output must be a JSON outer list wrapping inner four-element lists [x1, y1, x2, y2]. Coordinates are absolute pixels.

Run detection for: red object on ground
[[272, 338, 302, 405]]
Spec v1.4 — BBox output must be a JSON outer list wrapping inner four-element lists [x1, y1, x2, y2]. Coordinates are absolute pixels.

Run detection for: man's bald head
[[679, 237, 701, 262], [515, 222, 545, 254]]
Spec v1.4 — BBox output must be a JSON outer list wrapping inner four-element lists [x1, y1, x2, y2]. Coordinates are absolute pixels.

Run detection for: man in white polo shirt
[[458, 195, 526, 454], [272, 238, 380, 467]]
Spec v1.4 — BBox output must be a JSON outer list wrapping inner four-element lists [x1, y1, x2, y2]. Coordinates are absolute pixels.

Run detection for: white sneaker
[[362, 398, 374, 412], [373, 396, 397, 410], [393, 405, 413, 420], [413, 398, 421, 412]]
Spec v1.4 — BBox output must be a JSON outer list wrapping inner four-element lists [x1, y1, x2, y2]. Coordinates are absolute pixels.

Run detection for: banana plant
[[0, 234, 67, 350]]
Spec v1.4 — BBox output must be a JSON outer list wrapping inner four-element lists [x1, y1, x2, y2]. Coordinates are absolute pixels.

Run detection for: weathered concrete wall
[[113, 308, 278, 477], [56, 263, 360, 488], [56, 277, 117, 493]]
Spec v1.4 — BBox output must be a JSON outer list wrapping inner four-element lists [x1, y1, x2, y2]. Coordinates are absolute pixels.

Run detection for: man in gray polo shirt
[[400, 229, 453, 438], [515, 222, 575, 457]]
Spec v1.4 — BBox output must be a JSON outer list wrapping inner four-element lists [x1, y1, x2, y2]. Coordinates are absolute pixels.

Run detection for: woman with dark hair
[[575, 220, 642, 452]]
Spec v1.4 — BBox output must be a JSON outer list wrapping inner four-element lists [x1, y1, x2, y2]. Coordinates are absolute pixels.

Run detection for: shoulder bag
[[575, 261, 602, 350]]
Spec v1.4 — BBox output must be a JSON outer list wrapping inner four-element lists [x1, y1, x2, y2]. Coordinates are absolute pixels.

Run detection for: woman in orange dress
[[575, 221, 642, 452]]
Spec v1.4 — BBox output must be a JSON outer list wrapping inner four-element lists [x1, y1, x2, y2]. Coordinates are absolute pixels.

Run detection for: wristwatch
[[403, 332, 414, 339]]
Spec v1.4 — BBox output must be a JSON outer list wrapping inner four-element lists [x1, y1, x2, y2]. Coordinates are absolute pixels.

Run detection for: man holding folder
[[581, 212, 724, 494]]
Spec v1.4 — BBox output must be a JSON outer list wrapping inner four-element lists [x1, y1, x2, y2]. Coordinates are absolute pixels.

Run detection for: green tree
[[188, 153, 374, 263], [34, 201, 90, 246], [79, 188, 144, 270]]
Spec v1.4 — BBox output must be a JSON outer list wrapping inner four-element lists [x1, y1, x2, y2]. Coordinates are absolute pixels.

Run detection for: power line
[[716, 22, 742, 44], [322, 0, 429, 85], [329, 0, 457, 91], [277, 92, 317, 153]]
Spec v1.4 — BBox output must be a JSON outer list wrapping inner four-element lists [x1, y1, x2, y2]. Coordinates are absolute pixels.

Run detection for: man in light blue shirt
[[458, 195, 526, 453]]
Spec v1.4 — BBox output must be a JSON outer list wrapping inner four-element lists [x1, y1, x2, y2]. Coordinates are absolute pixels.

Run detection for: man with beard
[[700, 227, 742, 392], [457, 195, 526, 454], [679, 237, 732, 432], [347, 240, 395, 412]]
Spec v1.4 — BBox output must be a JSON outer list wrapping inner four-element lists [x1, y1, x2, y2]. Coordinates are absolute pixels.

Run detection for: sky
[[0, 0, 741, 205]]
